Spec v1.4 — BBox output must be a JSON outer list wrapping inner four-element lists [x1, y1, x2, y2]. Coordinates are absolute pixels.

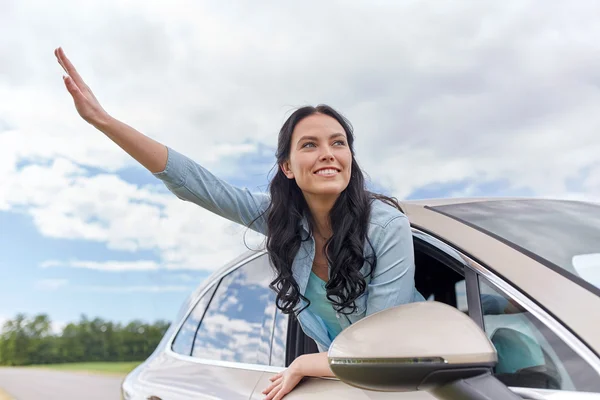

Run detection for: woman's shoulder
[[368, 198, 410, 230]]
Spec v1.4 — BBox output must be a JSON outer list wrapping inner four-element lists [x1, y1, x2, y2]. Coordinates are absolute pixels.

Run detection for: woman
[[55, 47, 424, 400]]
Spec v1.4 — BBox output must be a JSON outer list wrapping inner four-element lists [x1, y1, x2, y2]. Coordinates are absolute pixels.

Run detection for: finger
[[261, 377, 283, 394], [55, 48, 68, 75], [264, 384, 282, 400], [269, 373, 282, 382], [57, 47, 87, 88], [273, 387, 290, 400], [63, 75, 85, 102]]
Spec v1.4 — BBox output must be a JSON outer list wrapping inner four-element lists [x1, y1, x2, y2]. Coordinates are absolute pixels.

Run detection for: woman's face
[[282, 113, 352, 200]]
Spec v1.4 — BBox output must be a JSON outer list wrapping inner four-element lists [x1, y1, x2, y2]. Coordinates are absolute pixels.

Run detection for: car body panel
[[128, 351, 265, 399], [250, 373, 438, 399], [401, 201, 600, 357]]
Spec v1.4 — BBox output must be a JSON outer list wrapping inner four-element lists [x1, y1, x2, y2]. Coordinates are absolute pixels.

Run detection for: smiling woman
[[55, 47, 425, 400]]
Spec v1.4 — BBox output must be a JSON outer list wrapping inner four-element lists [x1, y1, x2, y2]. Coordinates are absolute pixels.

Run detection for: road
[[0, 367, 124, 400]]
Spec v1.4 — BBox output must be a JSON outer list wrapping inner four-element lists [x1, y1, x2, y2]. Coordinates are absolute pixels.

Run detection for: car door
[[136, 253, 282, 400]]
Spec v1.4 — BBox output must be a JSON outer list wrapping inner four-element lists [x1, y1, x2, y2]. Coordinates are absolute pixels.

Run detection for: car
[[121, 197, 600, 400]]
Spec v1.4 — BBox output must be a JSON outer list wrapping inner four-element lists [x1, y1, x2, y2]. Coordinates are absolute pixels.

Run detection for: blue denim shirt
[[154, 147, 425, 351]]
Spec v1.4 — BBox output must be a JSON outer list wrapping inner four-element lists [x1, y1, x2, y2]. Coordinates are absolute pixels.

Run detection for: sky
[[1, 0, 600, 331]]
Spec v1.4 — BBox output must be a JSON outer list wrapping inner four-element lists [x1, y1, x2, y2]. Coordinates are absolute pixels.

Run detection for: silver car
[[121, 198, 600, 399]]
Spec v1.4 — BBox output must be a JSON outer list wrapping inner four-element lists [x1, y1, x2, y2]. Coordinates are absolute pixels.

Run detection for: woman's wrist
[[289, 354, 307, 376], [91, 112, 114, 131]]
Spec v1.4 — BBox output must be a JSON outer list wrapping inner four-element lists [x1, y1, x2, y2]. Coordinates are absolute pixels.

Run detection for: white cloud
[[39, 260, 63, 269], [82, 285, 193, 293], [2, 0, 600, 274], [34, 279, 69, 291], [7, 155, 265, 271], [41, 259, 160, 272]]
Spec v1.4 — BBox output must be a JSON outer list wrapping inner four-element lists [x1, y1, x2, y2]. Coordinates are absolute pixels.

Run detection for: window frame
[[171, 281, 219, 356], [412, 227, 600, 393], [165, 251, 283, 373]]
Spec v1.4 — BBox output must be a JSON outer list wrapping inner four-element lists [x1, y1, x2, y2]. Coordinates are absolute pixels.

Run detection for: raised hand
[[54, 47, 110, 126]]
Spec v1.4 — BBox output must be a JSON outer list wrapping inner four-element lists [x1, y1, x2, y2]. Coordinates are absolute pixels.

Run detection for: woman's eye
[[333, 140, 346, 146], [302, 142, 316, 148]]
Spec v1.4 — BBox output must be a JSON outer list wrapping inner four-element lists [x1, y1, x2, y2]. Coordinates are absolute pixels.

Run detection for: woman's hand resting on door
[[262, 362, 305, 400]]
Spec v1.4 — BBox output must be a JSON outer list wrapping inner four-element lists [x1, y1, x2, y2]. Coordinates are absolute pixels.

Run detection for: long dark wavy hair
[[259, 104, 402, 316]]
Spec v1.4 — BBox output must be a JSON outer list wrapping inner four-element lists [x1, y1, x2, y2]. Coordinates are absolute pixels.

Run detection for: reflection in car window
[[572, 253, 600, 289], [270, 309, 288, 367], [479, 278, 600, 392], [432, 200, 600, 293], [171, 284, 217, 356], [191, 255, 277, 365]]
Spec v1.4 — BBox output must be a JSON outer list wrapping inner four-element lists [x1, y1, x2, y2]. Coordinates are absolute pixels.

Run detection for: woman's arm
[[56, 47, 269, 233], [55, 47, 168, 173], [262, 352, 334, 400], [294, 351, 335, 378]]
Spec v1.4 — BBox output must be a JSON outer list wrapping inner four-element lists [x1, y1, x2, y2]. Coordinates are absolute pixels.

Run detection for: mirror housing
[[328, 301, 497, 392]]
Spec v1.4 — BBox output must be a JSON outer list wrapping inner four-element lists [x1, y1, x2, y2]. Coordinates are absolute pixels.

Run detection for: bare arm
[[55, 47, 168, 173], [294, 351, 335, 378], [263, 352, 334, 400], [95, 117, 167, 173]]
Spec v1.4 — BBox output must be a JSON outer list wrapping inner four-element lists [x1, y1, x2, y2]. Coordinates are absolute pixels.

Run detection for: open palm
[[54, 47, 109, 126]]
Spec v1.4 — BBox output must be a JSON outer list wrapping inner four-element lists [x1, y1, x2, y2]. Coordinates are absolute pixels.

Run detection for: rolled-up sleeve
[[366, 215, 419, 316], [153, 146, 269, 234]]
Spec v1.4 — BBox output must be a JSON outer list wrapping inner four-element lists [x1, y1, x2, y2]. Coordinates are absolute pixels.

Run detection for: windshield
[[432, 199, 600, 293]]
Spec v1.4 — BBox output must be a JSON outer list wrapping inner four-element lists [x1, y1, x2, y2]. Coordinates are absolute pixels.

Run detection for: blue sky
[[2, 0, 600, 330]]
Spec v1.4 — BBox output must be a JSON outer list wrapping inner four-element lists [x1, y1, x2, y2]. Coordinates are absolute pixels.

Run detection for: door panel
[[251, 373, 437, 399], [135, 352, 264, 399]]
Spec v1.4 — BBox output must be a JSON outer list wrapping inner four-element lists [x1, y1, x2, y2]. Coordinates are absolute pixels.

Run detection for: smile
[[314, 168, 340, 176]]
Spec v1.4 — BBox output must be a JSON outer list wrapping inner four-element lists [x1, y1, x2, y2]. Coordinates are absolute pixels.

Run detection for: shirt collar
[[300, 214, 311, 234]]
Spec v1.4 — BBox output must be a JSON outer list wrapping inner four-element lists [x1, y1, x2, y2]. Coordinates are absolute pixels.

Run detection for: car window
[[414, 234, 467, 313], [270, 309, 288, 367], [478, 277, 600, 392], [191, 255, 277, 365], [171, 283, 217, 356], [425, 279, 468, 313]]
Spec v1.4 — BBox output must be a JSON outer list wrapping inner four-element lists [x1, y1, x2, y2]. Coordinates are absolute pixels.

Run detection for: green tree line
[[0, 313, 170, 366]]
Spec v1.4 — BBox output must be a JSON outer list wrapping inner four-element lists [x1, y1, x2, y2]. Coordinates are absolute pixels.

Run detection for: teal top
[[304, 271, 343, 341]]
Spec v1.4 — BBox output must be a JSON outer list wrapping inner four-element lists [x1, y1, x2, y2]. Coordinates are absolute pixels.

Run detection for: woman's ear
[[280, 161, 294, 179]]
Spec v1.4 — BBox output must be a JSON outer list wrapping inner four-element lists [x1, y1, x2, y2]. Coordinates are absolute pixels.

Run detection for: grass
[[26, 361, 142, 376]]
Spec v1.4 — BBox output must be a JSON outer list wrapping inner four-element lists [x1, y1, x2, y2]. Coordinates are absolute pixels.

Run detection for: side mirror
[[327, 302, 497, 392]]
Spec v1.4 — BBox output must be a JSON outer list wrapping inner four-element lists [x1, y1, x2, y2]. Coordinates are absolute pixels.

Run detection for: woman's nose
[[319, 148, 335, 161]]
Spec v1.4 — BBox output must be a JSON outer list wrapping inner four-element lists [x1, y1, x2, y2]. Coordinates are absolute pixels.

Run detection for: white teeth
[[315, 169, 338, 175]]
